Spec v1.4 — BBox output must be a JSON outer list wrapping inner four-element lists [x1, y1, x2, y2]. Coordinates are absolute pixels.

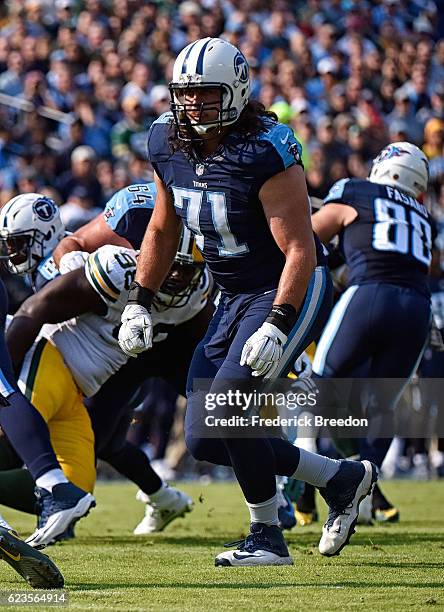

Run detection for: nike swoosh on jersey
[[280, 134, 289, 144]]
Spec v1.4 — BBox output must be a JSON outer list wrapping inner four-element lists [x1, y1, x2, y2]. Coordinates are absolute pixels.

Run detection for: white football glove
[[293, 352, 313, 379], [118, 304, 153, 358], [59, 250, 89, 274], [240, 322, 287, 378], [290, 351, 316, 394]]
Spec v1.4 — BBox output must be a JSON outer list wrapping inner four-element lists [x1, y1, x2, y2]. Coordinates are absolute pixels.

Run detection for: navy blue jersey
[[147, 112, 326, 294], [324, 178, 432, 295], [103, 183, 156, 249]]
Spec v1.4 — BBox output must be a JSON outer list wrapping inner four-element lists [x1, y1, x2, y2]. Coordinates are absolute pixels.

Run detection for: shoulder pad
[[104, 183, 156, 231], [258, 121, 303, 169], [147, 114, 174, 164], [324, 178, 353, 205], [85, 245, 137, 304], [152, 111, 174, 126]]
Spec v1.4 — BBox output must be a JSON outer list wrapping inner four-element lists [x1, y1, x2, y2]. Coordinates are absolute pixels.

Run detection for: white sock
[[36, 468, 69, 492], [147, 483, 176, 507], [291, 448, 341, 488], [381, 437, 401, 479], [0, 513, 12, 530], [246, 494, 279, 526], [294, 412, 319, 454]]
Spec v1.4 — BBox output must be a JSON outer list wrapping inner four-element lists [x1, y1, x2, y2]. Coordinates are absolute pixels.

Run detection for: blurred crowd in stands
[[0, 0, 444, 229]]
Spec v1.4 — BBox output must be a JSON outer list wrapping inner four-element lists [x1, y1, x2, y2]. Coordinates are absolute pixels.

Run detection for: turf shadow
[[76, 535, 233, 547], [69, 580, 444, 591]]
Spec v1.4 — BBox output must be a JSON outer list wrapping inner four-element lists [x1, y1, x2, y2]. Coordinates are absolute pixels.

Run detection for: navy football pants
[[185, 266, 333, 503], [313, 282, 431, 467]]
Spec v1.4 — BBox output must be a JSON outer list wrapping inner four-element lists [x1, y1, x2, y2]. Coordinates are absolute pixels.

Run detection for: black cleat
[[215, 523, 293, 567], [0, 526, 64, 589], [277, 487, 297, 531]]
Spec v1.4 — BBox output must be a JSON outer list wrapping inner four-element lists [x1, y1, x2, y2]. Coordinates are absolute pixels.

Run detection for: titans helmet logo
[[375, 144, 410, 164], [33, 197, 56, 222], [234, 53, 249, 83]]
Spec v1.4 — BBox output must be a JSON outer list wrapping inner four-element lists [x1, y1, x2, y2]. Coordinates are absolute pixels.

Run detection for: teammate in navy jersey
[[119, 37, 378, 566], [312, 142, 432, 475]]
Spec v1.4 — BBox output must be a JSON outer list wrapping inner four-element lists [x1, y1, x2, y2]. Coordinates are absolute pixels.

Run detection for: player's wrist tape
[[127, 281, 155, 311], [266, 304, 298, 336]]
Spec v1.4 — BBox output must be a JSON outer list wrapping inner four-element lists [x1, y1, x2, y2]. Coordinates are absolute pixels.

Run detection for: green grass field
[[0, 480, 443, 611]]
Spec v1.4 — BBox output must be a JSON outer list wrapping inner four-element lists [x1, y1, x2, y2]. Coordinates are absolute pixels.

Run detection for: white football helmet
[[0, 193, 65, 275], [368, 141, 429, 198], [169, 37, 250, 138]]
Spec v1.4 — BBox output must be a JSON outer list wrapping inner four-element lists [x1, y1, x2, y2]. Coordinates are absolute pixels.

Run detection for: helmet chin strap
[[190, 107, 238, 137], [191, 122, 220, 137]]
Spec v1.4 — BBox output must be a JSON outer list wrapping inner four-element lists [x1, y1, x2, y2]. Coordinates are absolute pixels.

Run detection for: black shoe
[[0, 526, 64, 589], [215, 523, 294, 566]]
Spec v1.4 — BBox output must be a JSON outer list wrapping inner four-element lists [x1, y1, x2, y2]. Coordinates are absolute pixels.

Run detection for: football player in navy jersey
[[119, 37, 378, 566], [311, 142, 432, 485]]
